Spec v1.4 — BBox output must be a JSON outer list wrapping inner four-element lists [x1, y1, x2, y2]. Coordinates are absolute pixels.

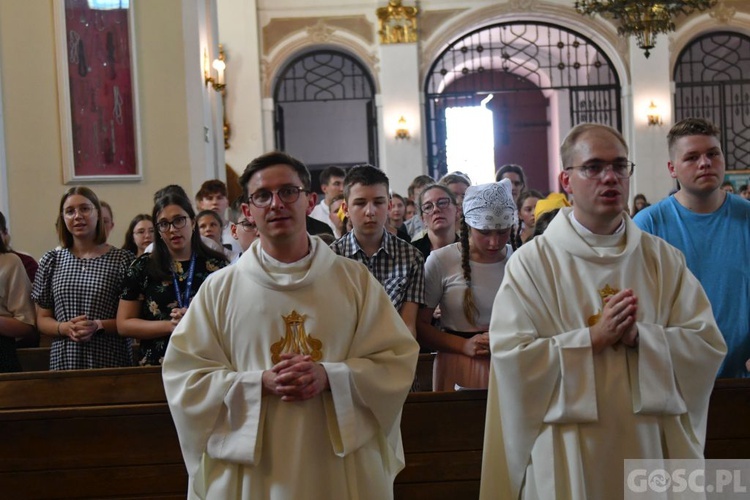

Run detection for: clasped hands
[[65, 314, 99, 343], [590, 289, 639, 354], [262, 353, 329, 402], [462, 331, 490, 358]]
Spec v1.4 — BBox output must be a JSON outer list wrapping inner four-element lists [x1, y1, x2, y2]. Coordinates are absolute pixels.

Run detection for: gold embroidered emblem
[[270, 311, 323, 364], [586, 284, 620, 326]]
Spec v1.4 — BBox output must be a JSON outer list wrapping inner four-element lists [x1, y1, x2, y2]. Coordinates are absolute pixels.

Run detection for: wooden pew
[[16, 345, 142, 372], [0, 368, 747, 499]]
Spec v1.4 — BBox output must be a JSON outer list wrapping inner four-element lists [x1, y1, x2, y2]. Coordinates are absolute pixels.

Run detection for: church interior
[[0, 0, 748, 257], [1, 1, 749, 498]]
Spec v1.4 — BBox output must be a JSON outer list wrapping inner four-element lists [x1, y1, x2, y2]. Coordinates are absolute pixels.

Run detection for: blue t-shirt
[[634, 194, 750, 378]]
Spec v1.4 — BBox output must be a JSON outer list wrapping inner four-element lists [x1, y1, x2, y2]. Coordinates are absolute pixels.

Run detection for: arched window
[[425, 22, 621, 186], [674, 32, 750, 171], [273, 50, 378, 179]]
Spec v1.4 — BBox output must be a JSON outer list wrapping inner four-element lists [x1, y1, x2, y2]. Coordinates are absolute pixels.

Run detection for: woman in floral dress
[[117, 194, 227, 365]]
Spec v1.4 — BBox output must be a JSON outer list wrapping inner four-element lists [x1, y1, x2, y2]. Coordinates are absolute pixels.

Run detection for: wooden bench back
[[1, 367, 748, 500]]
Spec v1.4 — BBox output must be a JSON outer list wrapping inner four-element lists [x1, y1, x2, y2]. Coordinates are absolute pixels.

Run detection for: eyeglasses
[[133, 228, 155, 236], [236, 220, 257, 232], [565, 160, 635, 179], [62, 205, 95, 218], [421, 197, 453, 215], [248, 186, 308, 208], [156, 216, 189, 233]]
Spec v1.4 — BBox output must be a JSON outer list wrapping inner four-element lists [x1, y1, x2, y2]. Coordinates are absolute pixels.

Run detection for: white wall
[[217, 0, 264, 177], [628, 41, 675, 204], [378, 43, 424, 195]]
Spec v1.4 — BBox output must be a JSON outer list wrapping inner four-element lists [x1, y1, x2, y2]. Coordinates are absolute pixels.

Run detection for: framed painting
[[54, 0, 142, 183]]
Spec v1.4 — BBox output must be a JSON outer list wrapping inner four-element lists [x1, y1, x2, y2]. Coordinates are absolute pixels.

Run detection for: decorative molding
[[306, 20, 335, 43], [709, 0, 737, 23], [262, 16, 374, 56], [419, 1, 629, 86]]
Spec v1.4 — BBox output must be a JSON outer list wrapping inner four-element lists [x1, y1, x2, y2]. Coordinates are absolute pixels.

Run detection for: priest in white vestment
[[162, 152, 419, 500], [480, 124, 727, 500]]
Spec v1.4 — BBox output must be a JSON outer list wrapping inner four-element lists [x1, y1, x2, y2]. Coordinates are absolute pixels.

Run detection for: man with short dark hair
[[331, 164, 425, 338], [163, 151, 418, 499], [634, 117, 750, 377], [309, 165, 346, 232], [481, 123, 726, 499]]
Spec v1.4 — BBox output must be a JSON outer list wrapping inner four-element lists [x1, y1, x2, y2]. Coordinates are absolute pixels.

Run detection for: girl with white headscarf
[[416, 179, 517, 391]]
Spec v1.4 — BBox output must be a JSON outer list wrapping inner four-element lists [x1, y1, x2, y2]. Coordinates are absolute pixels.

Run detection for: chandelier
[[574, 0, 716, 58]]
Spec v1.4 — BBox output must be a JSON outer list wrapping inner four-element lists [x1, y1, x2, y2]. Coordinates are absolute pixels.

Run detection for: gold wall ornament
[[271, 311, 323, 364], [377, 0, 418, 45], [587, 284, 621, 327]]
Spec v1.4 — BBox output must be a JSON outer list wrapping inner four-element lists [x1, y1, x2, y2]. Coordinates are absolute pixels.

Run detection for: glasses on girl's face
[[156, 216, 189, 233], [62, 205, 95, 218], [421, 197, 453, 215]]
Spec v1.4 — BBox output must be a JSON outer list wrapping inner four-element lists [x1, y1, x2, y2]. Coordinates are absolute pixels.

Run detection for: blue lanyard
[[171, 253, 196, 309]]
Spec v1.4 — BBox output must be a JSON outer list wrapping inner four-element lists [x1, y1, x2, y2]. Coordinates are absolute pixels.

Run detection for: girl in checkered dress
[[31, 187, 135, 370]]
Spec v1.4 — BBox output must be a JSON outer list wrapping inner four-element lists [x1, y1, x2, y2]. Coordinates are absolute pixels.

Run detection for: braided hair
[[459, 214, 479, 327]]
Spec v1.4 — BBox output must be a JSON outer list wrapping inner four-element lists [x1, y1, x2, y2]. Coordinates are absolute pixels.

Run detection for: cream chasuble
[[163, 237, 419, 500], [480, 208, 726, 500]]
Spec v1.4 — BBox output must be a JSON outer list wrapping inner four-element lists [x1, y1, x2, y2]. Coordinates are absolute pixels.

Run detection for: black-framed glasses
[[236, 220, 256, 232], [62, 205, 95, 218], [156, 216, 189, 233], [565, 160, 635, 179], [421, 197, 453, 215], [248, 186, 308, 208]]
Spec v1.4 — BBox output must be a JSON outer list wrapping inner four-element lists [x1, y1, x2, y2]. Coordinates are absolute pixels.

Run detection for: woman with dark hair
[[0, 234, 35, 372], [631, 193, 650, 216], [122, 214, 154, 257], [32, 187, 135, 370], [117, 194, 228, 366], [417, 179, 517, 391], [515, 189, 544, 246], [495, 163, 527, 206]]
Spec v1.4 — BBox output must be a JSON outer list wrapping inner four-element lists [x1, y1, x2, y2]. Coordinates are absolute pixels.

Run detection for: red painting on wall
[[57, 0, 140, 182]]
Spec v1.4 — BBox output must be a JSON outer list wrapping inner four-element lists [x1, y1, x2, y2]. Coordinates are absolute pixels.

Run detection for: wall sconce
[[204, 44, 231, 149], [204, 45, 226, 92], [647, 101, 662, 126], [395, 116, 410, 140]]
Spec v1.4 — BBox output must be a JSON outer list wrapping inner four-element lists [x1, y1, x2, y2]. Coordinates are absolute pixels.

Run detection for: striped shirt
[[331, 230, 424, 311]]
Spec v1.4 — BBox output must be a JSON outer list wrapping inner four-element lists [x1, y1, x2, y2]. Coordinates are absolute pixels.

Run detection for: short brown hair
[[239, 151, 311, 199], [560, 123, 628, 169], [56, 187, 107, 248], [667, 118, 721, 159], [195, 179, 228, 203]]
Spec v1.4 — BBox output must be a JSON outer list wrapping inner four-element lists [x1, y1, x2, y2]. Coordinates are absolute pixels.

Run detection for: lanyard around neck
[[171, 253, 196, 309]]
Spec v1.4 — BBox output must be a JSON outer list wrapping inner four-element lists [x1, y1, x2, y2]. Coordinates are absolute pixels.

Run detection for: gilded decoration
[[586, 284, 620, 327], [271, 311, 323, 364], [377, 0, 418, 44]]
